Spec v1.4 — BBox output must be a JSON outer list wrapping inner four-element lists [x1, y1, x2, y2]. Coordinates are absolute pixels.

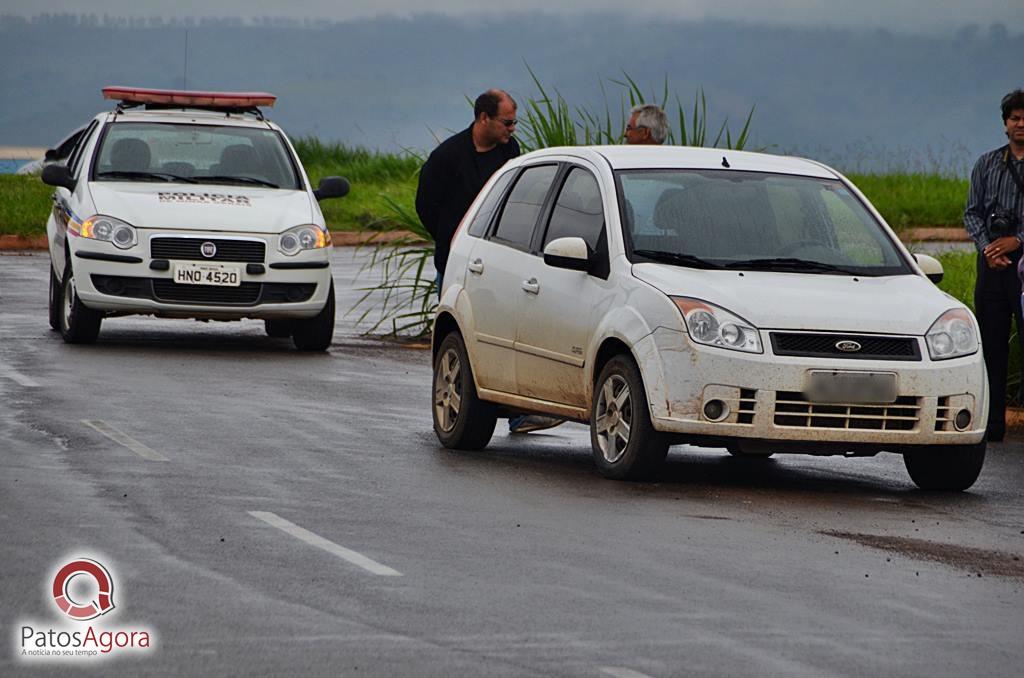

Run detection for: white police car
[[432, 145, 987, 491], [43, 86, 349, 350]]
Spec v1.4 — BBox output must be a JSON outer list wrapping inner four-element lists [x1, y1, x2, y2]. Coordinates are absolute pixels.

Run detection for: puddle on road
[[823, 530, 1024, 578]]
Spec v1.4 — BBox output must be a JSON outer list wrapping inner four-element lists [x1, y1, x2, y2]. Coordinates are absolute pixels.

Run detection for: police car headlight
[[671, 297, 762, 354], [279, 225, 329, 256], [926, 308, 979, 360], [79, 215, 137, 250]]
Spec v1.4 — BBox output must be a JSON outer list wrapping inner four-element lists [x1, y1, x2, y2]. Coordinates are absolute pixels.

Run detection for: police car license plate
[[805, 370, 897, 404], [173, 262, 241, 287]]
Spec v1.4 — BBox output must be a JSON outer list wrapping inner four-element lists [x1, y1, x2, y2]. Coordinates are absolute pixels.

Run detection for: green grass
[[0, 175, 53, 236], [849, 173, 968, 229]]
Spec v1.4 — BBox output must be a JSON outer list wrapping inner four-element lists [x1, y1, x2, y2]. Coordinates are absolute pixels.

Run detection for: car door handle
[[522, 278, 540, 294], [468, 259, 484, 275]]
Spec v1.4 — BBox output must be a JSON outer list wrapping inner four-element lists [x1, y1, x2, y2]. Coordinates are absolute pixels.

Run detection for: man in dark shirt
[[964, 88, 1024, 441], [416, 89, 521, 287]]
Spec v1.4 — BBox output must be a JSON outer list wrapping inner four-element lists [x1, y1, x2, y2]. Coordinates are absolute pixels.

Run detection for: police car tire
[[48, 261, 61, 331], [903, 440, 986, 491], [59, 261, 102, 344], [291, 281, 335, 351]]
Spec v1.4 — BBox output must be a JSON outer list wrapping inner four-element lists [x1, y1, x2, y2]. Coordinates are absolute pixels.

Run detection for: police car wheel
[[48, 261, 62, 331], [291, 281, 335, 351], [264, 319, 294, 338], [59, 261, 102, 344]]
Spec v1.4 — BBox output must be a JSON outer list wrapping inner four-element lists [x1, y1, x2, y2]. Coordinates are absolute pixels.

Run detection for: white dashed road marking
[[248, 511, 402, 577], [82, 420, 170, 462], [0, 364, 39, 387], [599, 668, 656, 678]]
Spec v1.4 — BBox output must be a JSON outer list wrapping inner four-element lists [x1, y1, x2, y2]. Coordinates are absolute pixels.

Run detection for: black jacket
[[415, 125, 520, 274]]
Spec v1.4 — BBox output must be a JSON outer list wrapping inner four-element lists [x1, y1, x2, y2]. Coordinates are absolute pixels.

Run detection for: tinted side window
[[543, 168, 605, 250], [67, 121, 99, 178], [491, 164, 558, 249], [468, 169, 515, 238]]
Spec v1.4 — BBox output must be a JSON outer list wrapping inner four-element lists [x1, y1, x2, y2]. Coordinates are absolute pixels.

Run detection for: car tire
[[291, 281, 335, 351], [59, 260, 102, 344], [726, 447, 774, 459], [432, 332, 496, 450], [590, 354, 669, 480], [264, 319, 294, 338], [48, 260, 62, 331], [903, 440, 986, 491]]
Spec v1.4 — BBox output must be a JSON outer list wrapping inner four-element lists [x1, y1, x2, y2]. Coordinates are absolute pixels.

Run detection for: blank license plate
[[173, 262, 241, 287], [805, 370, 897, 404]]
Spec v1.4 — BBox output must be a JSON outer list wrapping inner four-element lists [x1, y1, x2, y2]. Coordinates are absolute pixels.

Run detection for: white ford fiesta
[[43, 86, 349, 350], [432, 145, 987, 490]]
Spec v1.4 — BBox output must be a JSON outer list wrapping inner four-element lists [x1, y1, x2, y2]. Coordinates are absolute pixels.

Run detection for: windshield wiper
[[97, 170, 198, 184], [632, 249, 722, 269], [724, 257, 857, 275], [201, 175, 279, 188]]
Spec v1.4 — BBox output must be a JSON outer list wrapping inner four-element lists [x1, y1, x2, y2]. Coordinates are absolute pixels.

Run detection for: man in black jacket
[[416, 89, 520, 287]]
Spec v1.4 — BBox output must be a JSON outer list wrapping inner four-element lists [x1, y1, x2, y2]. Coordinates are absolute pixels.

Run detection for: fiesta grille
[[773, 391, 920, 431], [737, 388, 756, 424], [150, 237, 266, 263], [92, 275, 315, 306], [770, 332, 921, 361]]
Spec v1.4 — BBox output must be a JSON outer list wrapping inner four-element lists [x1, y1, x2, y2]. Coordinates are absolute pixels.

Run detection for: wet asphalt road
[[2, 249, 1023, 677]]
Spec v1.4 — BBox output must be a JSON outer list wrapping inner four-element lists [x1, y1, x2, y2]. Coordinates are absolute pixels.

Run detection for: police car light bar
[[102, 86, 277, 109]]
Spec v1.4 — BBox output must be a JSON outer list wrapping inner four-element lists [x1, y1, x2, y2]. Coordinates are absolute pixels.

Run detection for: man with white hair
[[624, 104, 669, 145]]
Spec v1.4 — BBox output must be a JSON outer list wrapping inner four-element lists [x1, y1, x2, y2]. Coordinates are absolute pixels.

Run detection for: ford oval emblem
[[836, 340, 862, 353], [200, 241, 217, 258]]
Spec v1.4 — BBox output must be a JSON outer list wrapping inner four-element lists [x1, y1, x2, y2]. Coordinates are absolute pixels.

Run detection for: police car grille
[[150, 238, 265, 263], [770, 333, 920, 361], [773, 392, 920, 430]]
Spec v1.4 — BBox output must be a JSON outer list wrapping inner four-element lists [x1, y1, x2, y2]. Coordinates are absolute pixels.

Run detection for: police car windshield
[[92, 122, 301, 190], [617, 169, 911, 276]]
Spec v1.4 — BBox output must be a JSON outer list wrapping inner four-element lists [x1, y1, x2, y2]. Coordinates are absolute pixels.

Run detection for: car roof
[[518, 145, 839, 179], [92, 108, 278, 130]]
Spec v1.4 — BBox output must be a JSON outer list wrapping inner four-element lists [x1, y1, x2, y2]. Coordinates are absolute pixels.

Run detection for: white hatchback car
[[432, 145, 987, 491], [43, 87, 349, 350]]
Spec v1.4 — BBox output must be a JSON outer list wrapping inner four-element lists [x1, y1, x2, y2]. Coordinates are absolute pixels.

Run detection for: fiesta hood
[[87, 183, 316, 234], [632, 263, 965, 336]]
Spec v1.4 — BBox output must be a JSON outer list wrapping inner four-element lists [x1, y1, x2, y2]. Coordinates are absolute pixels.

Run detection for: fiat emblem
[[836, 340, 862, 353], [200, 241, 217, 258]]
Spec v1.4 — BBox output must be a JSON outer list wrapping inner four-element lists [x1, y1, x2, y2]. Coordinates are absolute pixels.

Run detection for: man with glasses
[[416, 88, 520, 294], [417, 90, 560, 435], [624, 104, 669, 145]]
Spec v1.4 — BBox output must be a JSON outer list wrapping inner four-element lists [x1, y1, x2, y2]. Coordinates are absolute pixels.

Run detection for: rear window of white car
[[618, 169, 910, 276], [91, 122, 301, 190]]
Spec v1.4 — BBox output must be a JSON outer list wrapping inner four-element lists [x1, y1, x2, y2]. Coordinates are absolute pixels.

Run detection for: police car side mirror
[[41, 164, 76, 192], [314, 176, 350, 201], [913, 253, 944, 284]]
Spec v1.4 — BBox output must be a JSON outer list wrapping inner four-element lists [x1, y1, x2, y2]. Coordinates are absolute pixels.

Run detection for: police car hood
[[89, 183, 314, 234], [632, 264, 962, 336]]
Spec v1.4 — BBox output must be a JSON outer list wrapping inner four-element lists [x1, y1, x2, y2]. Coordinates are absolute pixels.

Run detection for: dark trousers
[[975, 251, 1024, 434]]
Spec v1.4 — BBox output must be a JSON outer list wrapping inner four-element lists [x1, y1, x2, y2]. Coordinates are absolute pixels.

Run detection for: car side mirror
[[41, 163, 76, 192], [914, 253, 944, 284], [543, 236, 590, 272], [313, 176, 350, 201]]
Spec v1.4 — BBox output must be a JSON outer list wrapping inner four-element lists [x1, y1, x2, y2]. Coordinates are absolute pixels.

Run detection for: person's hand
[[986, 252, 1012, 269], [983, 235, 1021, 260]]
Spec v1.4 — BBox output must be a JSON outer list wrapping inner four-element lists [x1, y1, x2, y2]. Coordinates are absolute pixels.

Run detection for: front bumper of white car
[[635, 327, 987, 450], [69, 231, 332, 320]]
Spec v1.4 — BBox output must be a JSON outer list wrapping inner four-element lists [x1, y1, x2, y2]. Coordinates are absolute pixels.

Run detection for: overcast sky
[[3, 0, 1022, 34]]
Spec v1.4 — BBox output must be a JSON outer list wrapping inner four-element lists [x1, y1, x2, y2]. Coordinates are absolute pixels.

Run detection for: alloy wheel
[[595, 374, 632, 463], [434, 347, 463, 433]]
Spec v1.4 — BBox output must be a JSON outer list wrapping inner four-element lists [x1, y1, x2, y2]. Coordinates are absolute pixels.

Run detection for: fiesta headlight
[[279, 224, 329, 256], [926, 308, 979, 360], [79, 215, 137, 250], [671, 297, 762, 354]]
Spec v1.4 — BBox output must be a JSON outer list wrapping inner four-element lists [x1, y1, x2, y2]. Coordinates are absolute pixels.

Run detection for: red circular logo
[[52, 558, 115, 621]]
